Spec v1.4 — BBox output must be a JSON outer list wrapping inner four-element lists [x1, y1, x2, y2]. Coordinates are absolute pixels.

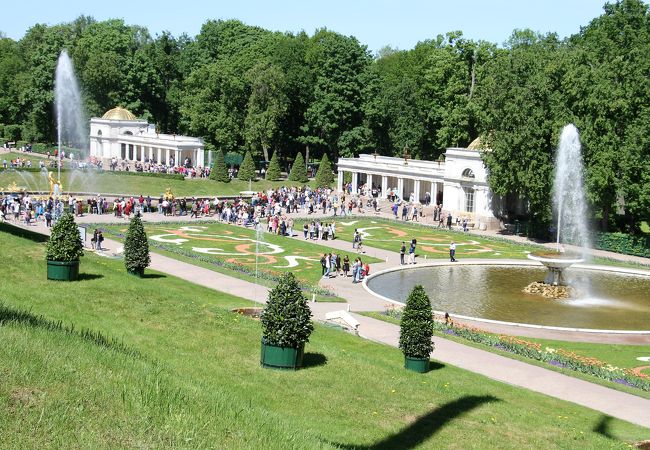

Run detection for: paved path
[[7, 216, 650, 428]]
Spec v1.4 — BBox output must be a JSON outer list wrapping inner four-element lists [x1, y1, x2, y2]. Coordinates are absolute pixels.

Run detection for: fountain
[[54, 50, 87, 195], [527, 124, 589, 288]]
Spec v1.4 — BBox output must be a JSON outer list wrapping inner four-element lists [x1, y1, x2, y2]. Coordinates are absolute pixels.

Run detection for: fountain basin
[[364, 261, 650, 332], [527, 252, 584, 285]]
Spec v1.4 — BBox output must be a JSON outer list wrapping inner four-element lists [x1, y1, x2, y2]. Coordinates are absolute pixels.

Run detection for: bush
[[45, 213, 84, 262], [399, 285, 434, 359], [123, 215, 151, 273], [260, 273, 314, 348], [209, 149, 230, 183], [314, 153, 334, 187], [595, 232, 650, 258], [288, 152, 309, 183], [238, 151, 257, 181], [265, 151, 282, 181]]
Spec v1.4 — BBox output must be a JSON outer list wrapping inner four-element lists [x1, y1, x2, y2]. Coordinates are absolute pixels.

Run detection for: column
[[165, 149, 171, 165], [414, 180, 421, 204], [194, 149, 198, 167], [157, 148, 162, 164], [140, 145, 145, 163], [175, 150, 180, 167], [367, 174, 373, 194], [351, 172, 358, 195], [397, 178, 404, 200], [148, 146, 153, 162], [337, 170, 344, 192], [381, 176, 388, 199]]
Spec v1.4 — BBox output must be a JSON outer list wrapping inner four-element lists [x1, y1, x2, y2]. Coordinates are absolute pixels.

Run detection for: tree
[[314, 152, 334, 187], [288, 151, 309, 183], [45, 212, 84, 262], [123, 215, 151, 276], [260, 272, 313, 348], [209, 148, 229, 182], [265, 151, 282, 181], [399, 285, 434, 359], [244, 62, 288, 162], [237, 150, 256, 181]]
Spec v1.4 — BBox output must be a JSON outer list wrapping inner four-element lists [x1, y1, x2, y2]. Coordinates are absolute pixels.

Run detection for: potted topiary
[[399, 285, 435, 373], [46, 212, 83, 281], [260, 272, 314, 370], [123, 215, 151, 277]]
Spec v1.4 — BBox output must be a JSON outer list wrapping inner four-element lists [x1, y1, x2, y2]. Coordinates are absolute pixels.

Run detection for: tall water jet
[[527, 124, 590, 287], [553, 124, 591, 255], [54, 50, 87, 190]]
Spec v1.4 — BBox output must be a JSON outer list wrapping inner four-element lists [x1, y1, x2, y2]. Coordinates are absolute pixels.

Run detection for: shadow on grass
[[77, 273, 104, 281], [302, 352, 328, 369], [332, 395, 500, 450], [0, 302, 142, 359], [142, 273, 166, 279], [594, 415, 616, 440], [0, 222, 48, 243], [427, 360, 445, 371]]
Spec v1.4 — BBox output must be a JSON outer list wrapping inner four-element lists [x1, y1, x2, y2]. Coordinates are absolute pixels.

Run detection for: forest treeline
[[0, 0, 648, 230]]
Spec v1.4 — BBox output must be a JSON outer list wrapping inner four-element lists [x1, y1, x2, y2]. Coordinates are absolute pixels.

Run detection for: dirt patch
[[9, 387, 45, 409]]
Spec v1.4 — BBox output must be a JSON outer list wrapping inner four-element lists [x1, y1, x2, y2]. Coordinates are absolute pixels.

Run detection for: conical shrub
[[288, 152, 309, 183], [399, 285, 434, 358], [124, 215, 151, 275], [209, 149, 230, 183], [45, 212, 83, 262], [314, 153, 334, 187], [238, 151, 257, 181], [265, 151, 282, 181]]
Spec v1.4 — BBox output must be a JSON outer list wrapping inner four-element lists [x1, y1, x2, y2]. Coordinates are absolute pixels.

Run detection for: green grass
[[0, 166, 313, 197], [0, 227, 649, 447], [318, 217, 542, 260], [362, 311, 650, 400], [98, 220, 381, 302]]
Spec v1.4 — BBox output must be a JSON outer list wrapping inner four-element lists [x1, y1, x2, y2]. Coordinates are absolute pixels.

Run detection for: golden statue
[[48, 171, 63, 197], [164, 187, 175, 201]]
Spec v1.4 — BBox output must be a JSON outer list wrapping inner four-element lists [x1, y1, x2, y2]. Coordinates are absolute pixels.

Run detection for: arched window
[[97, 130, 102, 136], [462, 168, 475, 179]]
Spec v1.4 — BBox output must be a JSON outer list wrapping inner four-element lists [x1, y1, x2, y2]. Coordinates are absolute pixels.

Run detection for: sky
[[2, 0, 616, 52]]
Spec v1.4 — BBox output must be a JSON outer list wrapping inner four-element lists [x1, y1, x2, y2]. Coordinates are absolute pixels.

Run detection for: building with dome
[[336, 138, 511, 228], [89, 107, 205, 168]]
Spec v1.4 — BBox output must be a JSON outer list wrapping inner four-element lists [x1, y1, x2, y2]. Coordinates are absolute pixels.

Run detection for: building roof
[[101, 107, 137, 121]]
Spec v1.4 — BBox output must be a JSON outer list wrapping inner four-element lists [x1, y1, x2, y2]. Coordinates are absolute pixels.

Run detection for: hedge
[[595, 232, 650, 258]]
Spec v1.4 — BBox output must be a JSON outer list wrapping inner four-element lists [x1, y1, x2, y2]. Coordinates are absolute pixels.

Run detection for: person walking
[[400, 241, 406, 265], [408, 239, 416, 264], [450, 241, 457, 262]]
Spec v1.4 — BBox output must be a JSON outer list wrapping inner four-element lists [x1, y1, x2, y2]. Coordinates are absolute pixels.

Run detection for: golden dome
[[101, 107, 137, 121], [467, 136, 483, 150]]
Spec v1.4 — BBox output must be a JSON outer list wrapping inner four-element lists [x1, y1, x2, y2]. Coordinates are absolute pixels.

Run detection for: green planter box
[[404, 355, 430, 373], [261, 341, 304, 370], [47, 260, 80, 281]]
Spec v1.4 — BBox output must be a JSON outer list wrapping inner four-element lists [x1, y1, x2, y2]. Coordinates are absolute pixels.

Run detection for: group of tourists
[[302, 221, 336, 241], [1, 193, 64, 227], [320, 252, 369, 283]]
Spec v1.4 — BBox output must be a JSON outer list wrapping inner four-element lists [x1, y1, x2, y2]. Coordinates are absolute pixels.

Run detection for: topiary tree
[[237, 150, 257, 181], [399, 285, 435, 359], [288, 151, 309, 183], [123, 215, 151, 276], [314, 153, 334, 187], [209, 149, 230, 183], [265, 151, 282, 181], [261, 272, 313, 349], [46, 212, 83, 262]]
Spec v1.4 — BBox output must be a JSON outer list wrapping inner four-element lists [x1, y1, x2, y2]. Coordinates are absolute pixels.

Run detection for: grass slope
[[0, 228, 647, 448]]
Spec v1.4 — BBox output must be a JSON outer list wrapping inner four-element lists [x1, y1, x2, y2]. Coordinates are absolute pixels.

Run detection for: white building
[[336, 139, 502, 228], [89, 107, 205, 167]]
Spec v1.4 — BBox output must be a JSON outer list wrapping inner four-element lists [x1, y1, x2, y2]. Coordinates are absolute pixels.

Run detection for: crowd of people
[[320, 252, 369, 283]]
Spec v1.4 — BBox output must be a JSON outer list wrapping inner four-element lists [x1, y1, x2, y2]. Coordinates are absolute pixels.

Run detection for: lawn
[[0, 165, 313, 197], [321, 217, 542, 260], [98, 220, 380, 301], [0, 227, 648, 448]]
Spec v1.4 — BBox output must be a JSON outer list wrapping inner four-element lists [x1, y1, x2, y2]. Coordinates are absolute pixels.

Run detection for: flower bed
[[101, 228, 335, 298], [382, 306, 650, 391]]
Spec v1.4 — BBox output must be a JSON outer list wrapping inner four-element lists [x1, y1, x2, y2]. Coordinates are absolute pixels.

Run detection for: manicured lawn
[[0, 167, 313, 197], [0, 228, 648, 448], [320, 217, 541, 260], [98, 220, 380, 301]]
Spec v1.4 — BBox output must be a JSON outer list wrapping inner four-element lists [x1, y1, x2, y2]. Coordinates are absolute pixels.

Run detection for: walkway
[[7, 215, 650, 429]]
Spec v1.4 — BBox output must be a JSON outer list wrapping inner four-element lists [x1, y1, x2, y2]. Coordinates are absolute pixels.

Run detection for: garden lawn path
[[13, 216, 650, 429]]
